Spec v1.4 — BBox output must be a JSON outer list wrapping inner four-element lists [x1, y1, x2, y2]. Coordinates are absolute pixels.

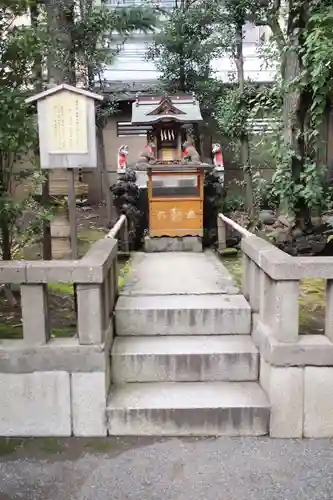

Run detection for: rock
[[267, 227, 291, 244], [226, 235, 241, 248], [277, 214, 295, 228], [292, 228, 303, 238], [323, 215, 333, 227], [259, 210, 276, 225]]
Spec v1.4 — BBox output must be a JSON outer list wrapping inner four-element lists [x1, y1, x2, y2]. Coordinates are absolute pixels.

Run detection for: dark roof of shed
[[131, 94, 203, 125]]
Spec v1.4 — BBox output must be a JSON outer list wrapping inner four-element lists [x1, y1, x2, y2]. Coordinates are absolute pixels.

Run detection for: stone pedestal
[[144, 236, 202, 253]]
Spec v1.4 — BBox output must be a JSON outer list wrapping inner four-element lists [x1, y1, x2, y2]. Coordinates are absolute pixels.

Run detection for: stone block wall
[[0, 370, 106, 437], [260, 359, 333, 438], [0, 340, 108, 437], [241, 234, 333, 438]]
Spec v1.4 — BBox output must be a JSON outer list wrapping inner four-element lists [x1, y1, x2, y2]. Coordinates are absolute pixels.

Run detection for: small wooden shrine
[[131, 93, 212, 247]]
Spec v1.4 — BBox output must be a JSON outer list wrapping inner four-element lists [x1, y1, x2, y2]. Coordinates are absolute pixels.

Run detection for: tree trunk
[[79, 0, 114, 224], [79, 0, 94, 87], [97, 125, 115, 226], [178, 0, 186, 92], [235, 21, 254, 215], [281, 0, 310, 227], [46, 0, 76, 85], [31, 2, 52, 260], [46, 0, 76, 283], [1, 220, 11, 261]]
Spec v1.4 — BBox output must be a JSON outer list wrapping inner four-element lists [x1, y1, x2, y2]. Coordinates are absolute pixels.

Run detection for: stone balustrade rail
[[0, 215, 129, 437], [217, 213, 333, 438], [0, 214, 129, 366]]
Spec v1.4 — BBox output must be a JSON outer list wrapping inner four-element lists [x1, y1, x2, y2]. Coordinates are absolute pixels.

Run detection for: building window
[[105, 0, 131, 6], [105, 0, 176, 7], [105, 0, 144, 6], [117, 121, 152, 137]]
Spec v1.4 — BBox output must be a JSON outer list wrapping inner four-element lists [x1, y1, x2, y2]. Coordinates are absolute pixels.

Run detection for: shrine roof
[[131, 94, 203, 125], [25, 83, 103, 103]]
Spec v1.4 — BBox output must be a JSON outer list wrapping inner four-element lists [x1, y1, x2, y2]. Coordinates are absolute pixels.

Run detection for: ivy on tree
[[148, 0, 223, 117], [213, 0, 259, 215], [252, 0, 333, 228], [0, 1, 47, 261]]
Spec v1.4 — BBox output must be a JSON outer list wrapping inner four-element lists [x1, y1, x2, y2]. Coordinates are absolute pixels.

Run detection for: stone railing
[[218, 212, 333, 439], [106, 213, 129, 254], [217, 213, 251, 253], [0, 215, 129, 438]]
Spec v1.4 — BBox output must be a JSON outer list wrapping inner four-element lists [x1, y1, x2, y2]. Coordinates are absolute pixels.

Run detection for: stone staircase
[[106, 252, 270, 436]]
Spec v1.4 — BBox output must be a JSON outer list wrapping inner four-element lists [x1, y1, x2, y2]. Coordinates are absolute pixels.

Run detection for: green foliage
[[73, 3, 157, 85], [252, 172, 279, 211], [0, 89, 36, 160], [215, 83, 260, 140], [301, 4, 333, 142], [148, 0, 222, 113], [0, 0, 158, 260], [262, 0, 333, 222], [0, 1, 44, 88], [212, 0, 260, 213], [0, 3, 46, 259], [223, 195, 245, 213]]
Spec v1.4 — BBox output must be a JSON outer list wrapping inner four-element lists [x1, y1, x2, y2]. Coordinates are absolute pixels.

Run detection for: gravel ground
[[1, 437, 333, 500]]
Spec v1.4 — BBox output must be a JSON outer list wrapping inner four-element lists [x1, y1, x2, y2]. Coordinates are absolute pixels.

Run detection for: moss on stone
[[222, 253, 325, 334], [0, 438, 24, 456]]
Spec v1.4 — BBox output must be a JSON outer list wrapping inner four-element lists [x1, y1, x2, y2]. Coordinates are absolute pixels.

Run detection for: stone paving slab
[[115, 294, 251, 335], [113, 335, 258, 355], [121, 251, 239, 296], [0, 437, 333, 500], [111, 335, 258, 382], [106, 381, 269, 436], [108, 381, 268, 409]]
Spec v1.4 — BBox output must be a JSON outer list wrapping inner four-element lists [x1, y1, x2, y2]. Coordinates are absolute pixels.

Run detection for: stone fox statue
[[212, 143, 224, 169], [136, 142, 156, 167], [182, 141, 201, 164], [212, 142, 225, 185], [117, 144, 129, 174]]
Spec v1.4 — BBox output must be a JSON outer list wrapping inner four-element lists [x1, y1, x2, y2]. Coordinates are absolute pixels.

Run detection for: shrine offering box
[[148, 165, 206, 238]]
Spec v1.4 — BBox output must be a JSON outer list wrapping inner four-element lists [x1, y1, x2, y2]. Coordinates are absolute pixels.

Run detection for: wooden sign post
[[26, 84, 103, 259]]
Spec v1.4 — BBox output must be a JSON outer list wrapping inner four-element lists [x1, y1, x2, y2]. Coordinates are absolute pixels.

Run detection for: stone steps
[[106, 381, 269, 436], [110, 252, 269, 437], [111, 335, 258, 382], [115, 294, 251, 336]]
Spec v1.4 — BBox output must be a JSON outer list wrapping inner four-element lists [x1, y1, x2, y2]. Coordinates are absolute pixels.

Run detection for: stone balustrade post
[[247, 259, 260, 313], [325, 279, 333, 341], [77, 284, 103, 344], [242, 254, 250, 300], [123, 217, 129, 253], [108, 263, 116, 312], [21, 284, 50, 344], [259, 271, 299, 342], [113, 258, 118, 301], [217, 216, 226, 252], [103, 270, 111, 330]]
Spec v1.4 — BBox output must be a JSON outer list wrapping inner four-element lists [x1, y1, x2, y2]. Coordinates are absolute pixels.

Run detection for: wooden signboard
[[26, 84, 103, 259], [26, 83, 103, 170]]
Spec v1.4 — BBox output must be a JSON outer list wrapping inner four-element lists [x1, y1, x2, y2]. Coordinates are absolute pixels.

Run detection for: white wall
[[12, 4, 275, 85], [102, 22, 275, 84]]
